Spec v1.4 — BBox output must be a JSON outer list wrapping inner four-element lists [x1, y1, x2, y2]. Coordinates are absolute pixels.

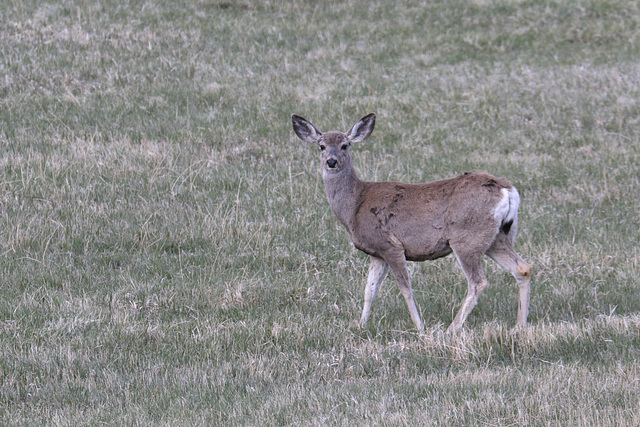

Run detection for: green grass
[[1, 0, 640, 425]]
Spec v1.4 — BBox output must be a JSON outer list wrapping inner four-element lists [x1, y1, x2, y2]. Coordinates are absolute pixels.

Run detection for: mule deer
[[291, 113, 531, 333]]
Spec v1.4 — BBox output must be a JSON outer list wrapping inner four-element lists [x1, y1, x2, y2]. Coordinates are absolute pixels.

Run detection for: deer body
[[292, 114, 531, 333]]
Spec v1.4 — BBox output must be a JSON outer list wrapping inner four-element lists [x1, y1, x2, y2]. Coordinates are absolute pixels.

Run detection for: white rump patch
[[493, 187, 520, 224]]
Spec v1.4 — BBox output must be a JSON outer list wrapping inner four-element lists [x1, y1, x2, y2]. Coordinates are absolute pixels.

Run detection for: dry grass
[[1, 0, 640, 425]]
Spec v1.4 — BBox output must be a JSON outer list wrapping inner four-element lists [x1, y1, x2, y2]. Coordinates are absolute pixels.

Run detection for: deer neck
[[322, 167, 364, 232]]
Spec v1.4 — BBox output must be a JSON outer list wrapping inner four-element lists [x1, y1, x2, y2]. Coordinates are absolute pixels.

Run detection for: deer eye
[[341, 144, 348, 150], [319, 145, 326, 151]]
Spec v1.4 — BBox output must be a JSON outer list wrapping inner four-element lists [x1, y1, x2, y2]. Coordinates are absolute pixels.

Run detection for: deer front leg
[[360, 256, 389, 327], [384, 252, 423, 331]]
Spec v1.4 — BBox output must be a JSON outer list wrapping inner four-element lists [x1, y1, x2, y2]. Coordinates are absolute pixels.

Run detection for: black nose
[[327, 159, 338, 168]]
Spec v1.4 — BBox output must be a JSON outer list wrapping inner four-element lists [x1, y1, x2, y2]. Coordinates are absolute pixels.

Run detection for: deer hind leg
[[447, 250, 489, 333], [384, 251, 423, 331], [360, 256, 389, 327], [486, 232, 531, 327]]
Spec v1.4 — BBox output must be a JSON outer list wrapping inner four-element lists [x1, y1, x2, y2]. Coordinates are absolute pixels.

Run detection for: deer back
[[350, 172, 513, 262]]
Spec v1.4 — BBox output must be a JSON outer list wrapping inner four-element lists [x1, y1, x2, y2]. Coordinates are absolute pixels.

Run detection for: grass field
[[2, 0, 640, 425]]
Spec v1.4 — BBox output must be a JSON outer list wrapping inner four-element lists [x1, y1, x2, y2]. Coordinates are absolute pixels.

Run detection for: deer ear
[[292, 114, 322, 143], [346, 113, 375, 143]]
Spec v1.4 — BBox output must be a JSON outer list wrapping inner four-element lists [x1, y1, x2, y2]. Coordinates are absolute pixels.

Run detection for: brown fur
[[292, 113, 531, 332]]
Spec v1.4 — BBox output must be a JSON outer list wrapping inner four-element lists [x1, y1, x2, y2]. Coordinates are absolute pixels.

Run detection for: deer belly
[[404, 239, 452, 262], [351, 227, 452, 262]]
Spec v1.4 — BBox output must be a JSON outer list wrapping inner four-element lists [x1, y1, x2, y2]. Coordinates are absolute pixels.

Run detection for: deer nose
[[327, 159, 338, 169]]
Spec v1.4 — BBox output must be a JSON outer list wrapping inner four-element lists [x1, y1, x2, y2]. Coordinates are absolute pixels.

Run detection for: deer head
[[291, 113, 376, 176]]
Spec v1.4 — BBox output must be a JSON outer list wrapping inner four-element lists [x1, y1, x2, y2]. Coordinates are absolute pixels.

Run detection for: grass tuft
[[2, 0, 640, 424]]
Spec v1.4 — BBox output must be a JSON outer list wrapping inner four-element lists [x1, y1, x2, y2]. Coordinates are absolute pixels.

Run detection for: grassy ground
[[1, 0, 640, 425]]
